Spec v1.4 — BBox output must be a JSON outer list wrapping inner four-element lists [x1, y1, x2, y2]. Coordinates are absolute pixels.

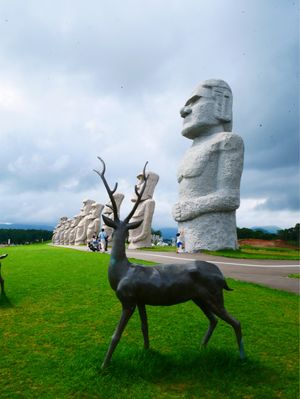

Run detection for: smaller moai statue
[[86, 203, 104, 243], [52, 217, 68, 244], [57, 218, 69, 245], [75, 199, 96, 245], [128, 171, 159, 249], [68, 215, 83, 245], [102, 193, 124, 242], [61, 219, 73, 245]]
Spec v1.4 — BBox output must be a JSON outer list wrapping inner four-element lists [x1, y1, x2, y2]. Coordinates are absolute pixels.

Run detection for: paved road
[[52, 245, 300, 294]]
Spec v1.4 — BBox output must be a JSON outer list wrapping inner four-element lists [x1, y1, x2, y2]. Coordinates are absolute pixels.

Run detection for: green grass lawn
[[288, 274, 300, 279], [0, 244, 299, 398], [203, 245, 300, 260], [139, 245, 177, 252], [141, 244, 300, 260]]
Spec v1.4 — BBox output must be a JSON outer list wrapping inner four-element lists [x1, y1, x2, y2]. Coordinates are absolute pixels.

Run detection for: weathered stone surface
[[86, 203, 104, 243], [62, 219, 73, 245], [75, 199, 96, 245], [128, 171, 159, 249], [102, 193, 124, 241], [172, 79, 244, 251], [68, 215, 83, 245], [52, 216, 68, 244]]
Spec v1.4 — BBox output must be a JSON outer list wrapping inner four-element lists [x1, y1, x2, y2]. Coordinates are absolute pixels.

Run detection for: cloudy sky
[[0, 0, 298, 230]]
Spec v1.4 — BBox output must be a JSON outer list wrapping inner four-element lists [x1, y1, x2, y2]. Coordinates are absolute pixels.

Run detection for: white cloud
[[0, 0, 298, 230]]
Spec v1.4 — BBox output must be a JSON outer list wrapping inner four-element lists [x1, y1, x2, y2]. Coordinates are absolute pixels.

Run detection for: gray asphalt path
[[127, 250, 300, 295], [52, 245, 300, 294]]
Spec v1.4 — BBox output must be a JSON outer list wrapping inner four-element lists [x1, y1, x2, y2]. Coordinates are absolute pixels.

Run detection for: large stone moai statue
[[68, 215, 83, 245], [86, 203, 104, 243], [52, 216, 68, 244], [128, 171, 159, 249], [102, 193, 124, 242], [75, 199, 96, 245], [172, 79, 244, 251]]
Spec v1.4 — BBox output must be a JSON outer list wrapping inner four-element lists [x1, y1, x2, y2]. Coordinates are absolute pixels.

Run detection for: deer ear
[[102, 215, 117, 229], [127, 219, 143, 230]]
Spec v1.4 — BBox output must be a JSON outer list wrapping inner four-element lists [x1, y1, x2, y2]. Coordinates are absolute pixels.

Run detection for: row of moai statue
[[52, 171, 159, 249]]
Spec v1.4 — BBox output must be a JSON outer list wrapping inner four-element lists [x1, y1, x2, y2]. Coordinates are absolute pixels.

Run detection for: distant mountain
[[0, 223, 54, 231], [250, 225, 281, 234]]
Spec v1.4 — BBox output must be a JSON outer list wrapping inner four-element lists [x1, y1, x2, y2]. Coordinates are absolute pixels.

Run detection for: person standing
[[99, 228, 108, 253]]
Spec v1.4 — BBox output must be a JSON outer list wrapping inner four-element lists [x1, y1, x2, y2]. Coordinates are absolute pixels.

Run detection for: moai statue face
[[90, 203, 103, 219], [131, 172, 159, 202], [65, 219, 72, 229], [80, 199, 96, 217], [57, 216, 68, 228], [180, 79, 233, 140], [103, 193, 124, 217], [70, 215, 81, 228]]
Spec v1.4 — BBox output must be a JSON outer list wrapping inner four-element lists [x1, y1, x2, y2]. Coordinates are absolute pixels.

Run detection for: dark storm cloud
[[0, 0, 298, 227]]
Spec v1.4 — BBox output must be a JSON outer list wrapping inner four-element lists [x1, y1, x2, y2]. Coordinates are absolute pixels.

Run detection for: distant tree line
[[237, 224, 299, 243], [0, 229, 53, 245]]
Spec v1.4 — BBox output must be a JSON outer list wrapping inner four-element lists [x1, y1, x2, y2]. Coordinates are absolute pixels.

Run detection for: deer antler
[[124, 161, 149, 223], [93, 157, 119, 222]]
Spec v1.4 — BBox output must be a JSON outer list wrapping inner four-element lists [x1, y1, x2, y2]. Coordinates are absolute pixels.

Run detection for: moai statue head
[[80, 199, 96, 217], [103, 193, 124, 218], [131, 171, 159, 202], [70, 215, 81, 228], [180, 79, 233, 140], [89, 203, 103, 219], [102, 193, 124, 239], [58, 216, 68, 227]]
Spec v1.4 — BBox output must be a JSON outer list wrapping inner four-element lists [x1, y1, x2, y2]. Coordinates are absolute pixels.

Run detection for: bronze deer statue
[[0, 254, 8, 296], [94, 157, 245, 369]]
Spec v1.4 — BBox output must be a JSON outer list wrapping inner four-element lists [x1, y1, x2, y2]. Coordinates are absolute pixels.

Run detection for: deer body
[[94, 158, 245, 369], [110, 251, 229, 307]]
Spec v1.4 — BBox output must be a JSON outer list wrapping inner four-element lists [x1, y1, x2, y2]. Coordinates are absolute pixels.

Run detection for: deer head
[[93, 157, 149, 233]]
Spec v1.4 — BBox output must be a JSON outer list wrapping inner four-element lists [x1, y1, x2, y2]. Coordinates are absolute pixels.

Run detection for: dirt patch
[[238, 238, 299, 249]]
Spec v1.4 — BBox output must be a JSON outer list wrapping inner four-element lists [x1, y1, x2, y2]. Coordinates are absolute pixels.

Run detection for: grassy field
[[288, 274, 300, 279], [203, 245, 299, 260], [0, 244, 299, 398], [140, 245, 300, 260]]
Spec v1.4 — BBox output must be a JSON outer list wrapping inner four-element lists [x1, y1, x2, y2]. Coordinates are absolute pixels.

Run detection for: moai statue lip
[[173, 79, 244, 252]]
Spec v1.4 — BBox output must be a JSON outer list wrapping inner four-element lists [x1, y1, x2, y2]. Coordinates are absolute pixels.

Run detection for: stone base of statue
[[128, 238, 152, 250], [179, 211, 238, 252]]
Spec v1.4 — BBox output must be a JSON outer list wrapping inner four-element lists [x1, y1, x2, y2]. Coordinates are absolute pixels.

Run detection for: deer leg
[[101, 305, 136, 369], [212, 306, 245, 359], [138, 304, 149, 349], [0, 277, 4, 296], [193, 299, 218, 346], [0, 267, 4, 296]]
